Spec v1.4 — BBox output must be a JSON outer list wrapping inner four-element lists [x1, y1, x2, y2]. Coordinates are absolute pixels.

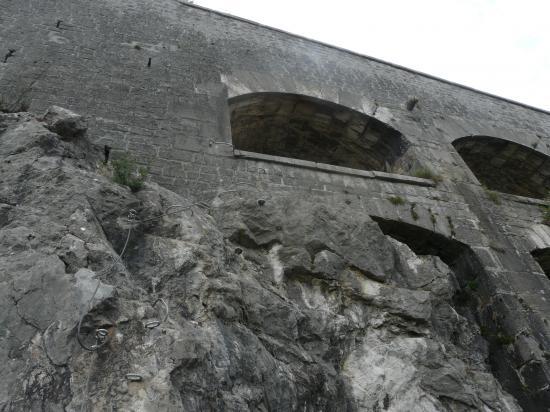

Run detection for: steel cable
[[76, 214, 133, 351]]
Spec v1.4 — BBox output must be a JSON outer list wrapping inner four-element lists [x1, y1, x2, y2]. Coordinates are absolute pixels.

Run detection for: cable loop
[[145, 320, 161, 329], [127, 209, 137, 222]]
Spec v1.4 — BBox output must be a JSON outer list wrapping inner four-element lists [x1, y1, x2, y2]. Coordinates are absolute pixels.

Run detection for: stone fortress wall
[[1, 0, 550, 408]]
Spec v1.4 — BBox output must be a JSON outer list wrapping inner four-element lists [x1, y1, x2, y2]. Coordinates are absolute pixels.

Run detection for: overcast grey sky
[[196, 0, 550, 111]]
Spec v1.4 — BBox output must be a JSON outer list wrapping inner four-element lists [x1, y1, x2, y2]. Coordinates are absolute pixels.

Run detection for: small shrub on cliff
[[483, 186, 501, 205], [542, 206, 550, 226], [495, 331, 515, 346], [410, 203, 419, 220], [465, 279, 479, 291], [111, 154, 148, 192], [412, 167, 442, 183], [387, 196, 406, 206], [541, 195, 550, 225]]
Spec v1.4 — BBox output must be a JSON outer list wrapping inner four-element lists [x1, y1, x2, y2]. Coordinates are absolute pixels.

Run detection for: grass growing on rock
[[541, 196, 550, 225], [410, 203, 419, 220], [495, 331, 515, 346], [483, 186, 501, 205], [412, 167, 443, 183], [111, 154, 148, 192], [387, 196, 406, 206], [542, 207, 550, 226], [465, 279, 479, 291]]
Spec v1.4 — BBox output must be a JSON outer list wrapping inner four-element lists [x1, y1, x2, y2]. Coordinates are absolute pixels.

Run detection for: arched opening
[[531, 248, 550, 278], [371, 216, 542, 409], [371, 217, 470, 266], [229, 93, 410, 173], [452, 136, 550, 199]]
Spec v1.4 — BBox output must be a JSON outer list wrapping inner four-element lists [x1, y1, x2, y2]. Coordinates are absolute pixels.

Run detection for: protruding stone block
[[42, 105, 87, 139]]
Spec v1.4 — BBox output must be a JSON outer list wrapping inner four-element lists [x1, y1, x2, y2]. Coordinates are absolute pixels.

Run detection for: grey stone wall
[[1, 0, 550, 408], [1, 0, 550, 197]]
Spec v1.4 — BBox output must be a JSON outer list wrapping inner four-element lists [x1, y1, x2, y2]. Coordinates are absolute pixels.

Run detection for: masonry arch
[[229, 93, 410, 172], [371, 216, 539, 408], [371, 216, 474, 270], [452, 136, 550, 199]]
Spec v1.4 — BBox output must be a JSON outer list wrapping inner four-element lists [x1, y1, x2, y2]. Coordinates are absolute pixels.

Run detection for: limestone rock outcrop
[[41, 106, 87, 140], [0, 110, 521, 410]]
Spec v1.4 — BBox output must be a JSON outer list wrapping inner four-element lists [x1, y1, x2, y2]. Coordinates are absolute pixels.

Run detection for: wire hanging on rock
[[76, 210, 135, 352]]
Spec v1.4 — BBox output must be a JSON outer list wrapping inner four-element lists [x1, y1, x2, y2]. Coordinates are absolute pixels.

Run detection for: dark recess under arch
[[453, 136, 550, 199], [229, 93, 410, 172], [371, 216, 472, 268], [531, 247, 550, 278]]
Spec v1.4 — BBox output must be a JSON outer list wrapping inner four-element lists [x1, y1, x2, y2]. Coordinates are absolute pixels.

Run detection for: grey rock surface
[[41, 106, 87, 140], [0, 110, 521, 411]]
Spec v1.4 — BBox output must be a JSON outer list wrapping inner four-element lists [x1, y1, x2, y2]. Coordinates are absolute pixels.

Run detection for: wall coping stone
[[233, 149, 435, 187], [498, 192, 550, 207]]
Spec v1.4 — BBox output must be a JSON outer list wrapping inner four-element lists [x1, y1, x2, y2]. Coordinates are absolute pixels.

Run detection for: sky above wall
[[196, 0, 550, 111]]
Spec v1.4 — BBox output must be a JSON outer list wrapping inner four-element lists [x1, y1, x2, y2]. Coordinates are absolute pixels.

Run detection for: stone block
[[42, 105, 87, 139]]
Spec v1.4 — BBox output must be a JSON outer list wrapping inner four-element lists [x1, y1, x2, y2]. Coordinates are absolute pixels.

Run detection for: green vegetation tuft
[[412, 167, 443, 183], [429, 208, 437, 226], [479, 326, 490, 338], [479, 325, 515, 346], [465, 279, 479, 291], [111, 154, 148, 192], [495, 332, 515, 346], [446, 216, 456, 237], [410, 203, 419, 220], [387, 196, 406, 206], [541, 198, 550, 225], [484, 187, 501, 205]]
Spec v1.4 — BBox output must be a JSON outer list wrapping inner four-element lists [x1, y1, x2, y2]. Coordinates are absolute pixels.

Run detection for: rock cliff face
[[0, 109, 522, 411]]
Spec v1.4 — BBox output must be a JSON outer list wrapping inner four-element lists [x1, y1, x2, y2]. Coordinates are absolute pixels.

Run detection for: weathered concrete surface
[[0, 111, 533, 411]]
